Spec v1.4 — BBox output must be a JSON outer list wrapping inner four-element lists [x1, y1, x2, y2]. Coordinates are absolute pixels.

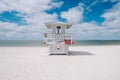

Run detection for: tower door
[[56, 26, 61, 34], [56, 26, 65, 34]]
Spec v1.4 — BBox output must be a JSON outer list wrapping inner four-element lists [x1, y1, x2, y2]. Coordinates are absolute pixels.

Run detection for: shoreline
[[0, 40, 120, 47]]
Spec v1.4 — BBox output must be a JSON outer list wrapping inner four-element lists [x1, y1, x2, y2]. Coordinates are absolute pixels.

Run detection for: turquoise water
[[0, 40, 120, 46]]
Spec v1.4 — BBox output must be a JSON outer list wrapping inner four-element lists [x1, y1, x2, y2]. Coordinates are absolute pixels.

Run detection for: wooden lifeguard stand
[[43, 22, 73, 55]]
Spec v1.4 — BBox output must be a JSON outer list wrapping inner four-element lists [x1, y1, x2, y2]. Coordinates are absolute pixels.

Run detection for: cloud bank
[[0, 0, 62, 40], [0, 0, 120, 40]]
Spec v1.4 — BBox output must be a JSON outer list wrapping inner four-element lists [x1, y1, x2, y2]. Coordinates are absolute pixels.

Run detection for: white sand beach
[[0, 45, 120, 80]]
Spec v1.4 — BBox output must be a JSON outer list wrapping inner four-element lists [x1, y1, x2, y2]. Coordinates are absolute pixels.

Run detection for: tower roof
[[45, 22, 73, 29]]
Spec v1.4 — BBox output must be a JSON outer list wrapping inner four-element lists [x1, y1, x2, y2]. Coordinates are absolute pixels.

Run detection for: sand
[[0, 45, 120, 80]]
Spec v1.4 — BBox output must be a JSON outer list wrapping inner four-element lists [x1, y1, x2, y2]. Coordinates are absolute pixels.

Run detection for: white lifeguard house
[[43, 22, 73, 55]]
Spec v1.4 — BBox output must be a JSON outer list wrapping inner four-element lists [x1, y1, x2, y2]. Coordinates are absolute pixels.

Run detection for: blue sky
[[0, 0, 120, 40]]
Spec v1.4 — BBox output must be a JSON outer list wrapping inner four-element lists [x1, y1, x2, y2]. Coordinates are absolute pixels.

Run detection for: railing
[[43, 33, 73, 44]]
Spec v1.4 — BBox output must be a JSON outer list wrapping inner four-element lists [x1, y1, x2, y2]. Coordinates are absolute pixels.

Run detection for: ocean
[[0, 40, 120, 47]]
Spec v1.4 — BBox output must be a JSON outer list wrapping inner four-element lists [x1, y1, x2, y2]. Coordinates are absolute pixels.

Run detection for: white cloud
[[0, 0, 120, 40], [85, 0, 120, 12], [0, 0, 63, 40], [110, 0, 119, 2], [0, 21, 23, 39], [85, 0, 99, 12], [102, 0, 119, 2], [60, 3, 84, 23], [0, 12, 58, 40], [61, 1, 120, 40], [70, 1, 120, 40], [68, 21, 120, 40], [0, 20, 51, 40], [101, 2, 120, 27], [0, 0, 63, 14], [69, 22, 104, 40], [50, 1, 63, 9]]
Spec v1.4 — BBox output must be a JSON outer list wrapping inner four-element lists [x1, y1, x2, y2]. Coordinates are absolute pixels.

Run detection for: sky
[[0, 0, 120, 40]]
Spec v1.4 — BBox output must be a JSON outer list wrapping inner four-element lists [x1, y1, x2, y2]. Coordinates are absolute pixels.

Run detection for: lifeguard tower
[[43, 22, 73, 55]]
